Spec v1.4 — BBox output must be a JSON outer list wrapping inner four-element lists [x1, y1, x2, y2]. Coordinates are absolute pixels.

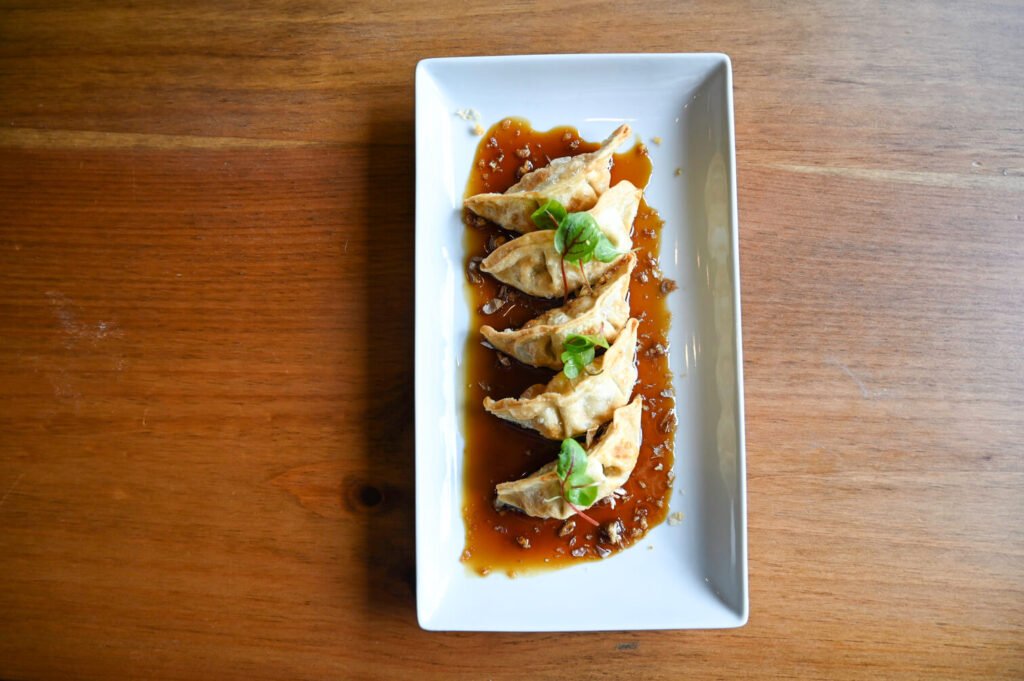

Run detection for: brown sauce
[[460, 118, 676, 575]]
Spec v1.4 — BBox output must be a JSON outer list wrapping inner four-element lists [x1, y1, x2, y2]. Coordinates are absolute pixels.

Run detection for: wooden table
[[1, 2, 1021, 678]]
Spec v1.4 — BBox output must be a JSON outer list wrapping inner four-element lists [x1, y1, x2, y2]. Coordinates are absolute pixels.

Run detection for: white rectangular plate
[[414, 53, 747, 631]]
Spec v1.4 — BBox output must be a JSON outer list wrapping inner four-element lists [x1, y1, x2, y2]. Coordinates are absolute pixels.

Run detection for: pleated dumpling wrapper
[[480, 253, 636, 369], [495, 397, 643, 519], [483, 318, 638, 440], [479, 180, 642, 299], [464, 124, 631, 233]]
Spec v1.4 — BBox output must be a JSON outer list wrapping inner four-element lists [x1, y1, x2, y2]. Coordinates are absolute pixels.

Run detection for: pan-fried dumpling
[[495, 397, 643, 519], [483, 318, 638, 439], [480, 253, 636, 369], [464, 124, 631, 233], [479, 180, 642, 299]]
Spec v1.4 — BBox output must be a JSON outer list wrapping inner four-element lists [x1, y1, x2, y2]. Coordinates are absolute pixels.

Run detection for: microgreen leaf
[[560, 333, 608, 379], [592, 235, 621, 263], [564, 334, 610, 352], [531, 199, 567, 230], [555, 438, 600, 525], [556, 438, 588, 482], [535, 201, 621, 299], [554, 213, 599, 263], [561, 351, 587, 380], [565, 483, 599, 507]]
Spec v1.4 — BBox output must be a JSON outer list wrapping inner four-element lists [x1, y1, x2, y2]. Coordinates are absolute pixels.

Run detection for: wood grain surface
[[1, 1, 1022, 679]]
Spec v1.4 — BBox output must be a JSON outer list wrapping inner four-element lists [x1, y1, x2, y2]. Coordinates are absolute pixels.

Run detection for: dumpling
[[483, 318, 638, 439], [464, 124, 631, 233], [496, 397, 643, 519], [479, 180, 642, 299], [480, 253, 636, 369], [494, 397, 643, 519]]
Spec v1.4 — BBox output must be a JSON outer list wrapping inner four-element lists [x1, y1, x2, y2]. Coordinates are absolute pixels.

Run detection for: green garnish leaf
[[556, 438, 588, 482], [533, 198, 621, 299], [561, 350, 589, 380], [566, 483, 599, 507], [531, 199, 568, 230], [592, 235, 621, 263], [554, 213, 598, 263], [560, 333, 608, 379], [556, 438, 600, 517], [564, 333, 610, 352]]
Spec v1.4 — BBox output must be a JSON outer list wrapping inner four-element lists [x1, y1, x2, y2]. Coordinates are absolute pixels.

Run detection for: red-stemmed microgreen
[[560, 333, 609, 380], [531, 198, 621, 300], [552, 438, 600, 526], [531, 199, 567, 230]]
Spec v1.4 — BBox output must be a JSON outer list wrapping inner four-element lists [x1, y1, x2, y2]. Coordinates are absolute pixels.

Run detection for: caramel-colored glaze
[[460, 118, 676, 575]]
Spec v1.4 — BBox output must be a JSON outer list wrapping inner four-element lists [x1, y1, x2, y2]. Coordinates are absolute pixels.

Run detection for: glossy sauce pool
[[460, 119, 677, 576]]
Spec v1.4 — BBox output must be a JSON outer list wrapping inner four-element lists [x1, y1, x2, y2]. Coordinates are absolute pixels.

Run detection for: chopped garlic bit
[[481, 297, 504, 315], [455, 108, 485, 135]]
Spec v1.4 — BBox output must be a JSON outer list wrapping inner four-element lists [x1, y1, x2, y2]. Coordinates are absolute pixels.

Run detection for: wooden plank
[[0, 1, 1021, 678]]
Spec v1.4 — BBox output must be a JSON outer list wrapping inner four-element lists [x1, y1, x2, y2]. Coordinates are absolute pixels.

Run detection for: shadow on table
[[356, 110, 417, 617]]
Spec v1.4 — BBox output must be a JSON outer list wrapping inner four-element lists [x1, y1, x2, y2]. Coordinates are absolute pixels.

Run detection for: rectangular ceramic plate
[[414, 53, 747, 631]]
